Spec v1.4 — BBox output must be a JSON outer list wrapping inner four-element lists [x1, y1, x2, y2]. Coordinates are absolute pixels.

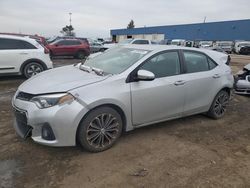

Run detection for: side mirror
[[246, 75, 250, 82], [137, 70, 155, 81], [55, 44, 59, 47]]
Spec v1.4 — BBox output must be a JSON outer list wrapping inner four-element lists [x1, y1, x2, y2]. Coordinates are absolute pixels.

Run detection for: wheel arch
[[208, 86, 232, 112], [76, 49, 89, 56], [75, 103, 128, 145], [20, 59, 48, 74], [221, 87, 231, 96]]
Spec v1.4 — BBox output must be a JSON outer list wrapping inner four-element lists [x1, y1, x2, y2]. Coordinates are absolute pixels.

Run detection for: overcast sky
[[0, 0, 249, 38]]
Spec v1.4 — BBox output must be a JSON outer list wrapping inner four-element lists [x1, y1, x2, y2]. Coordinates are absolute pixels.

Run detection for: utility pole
[[203, 16, 207, 23], [69, 12, 72, 35], [69, 12, 72, 26]]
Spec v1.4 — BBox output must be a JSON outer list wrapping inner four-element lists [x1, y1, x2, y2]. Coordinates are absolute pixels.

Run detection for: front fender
[[86, 98, 134, 132]]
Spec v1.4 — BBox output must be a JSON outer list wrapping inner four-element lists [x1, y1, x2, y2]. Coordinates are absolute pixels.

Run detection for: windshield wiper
[[79, 64, 92, 73], [79, 64, 104, 76], [92, 67, 104, 76]]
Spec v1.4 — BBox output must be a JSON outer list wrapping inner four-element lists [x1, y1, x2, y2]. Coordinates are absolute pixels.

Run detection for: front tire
[[207, 90, 229, 119], [23, 62, 44, 78], [77, 51, 86, 59], [77, 107, 123, 152]]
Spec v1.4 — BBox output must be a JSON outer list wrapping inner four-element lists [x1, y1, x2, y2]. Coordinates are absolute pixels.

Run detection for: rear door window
[[68, 40, 81, 45], [58, 40, 81, 46], [208, 58, 217, 70], [183, 51, 210, 73], [56, 40, 68, 45]]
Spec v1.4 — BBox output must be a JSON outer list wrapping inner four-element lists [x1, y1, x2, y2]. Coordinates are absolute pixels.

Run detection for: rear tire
[[23, 62, 44, 78], [77, 106, 123, 152], [207, 90, 229, 119]]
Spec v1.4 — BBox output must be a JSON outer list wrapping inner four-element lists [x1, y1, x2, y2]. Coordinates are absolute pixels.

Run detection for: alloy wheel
[[25, 64, 43, 77], [86, 113, 120, 149], [213, 92, 229, 116]]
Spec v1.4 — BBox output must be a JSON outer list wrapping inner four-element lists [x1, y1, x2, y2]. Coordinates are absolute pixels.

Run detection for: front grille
[[14, 109, 32, 138], [16, 92, 35, 101]]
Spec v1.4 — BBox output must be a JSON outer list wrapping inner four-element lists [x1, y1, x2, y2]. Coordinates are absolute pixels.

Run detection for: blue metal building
[[111, 19, 250, 41]]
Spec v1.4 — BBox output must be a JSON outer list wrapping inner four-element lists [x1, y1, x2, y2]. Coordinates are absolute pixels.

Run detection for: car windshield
[[171, 41, 180, 45], [119, 39, 133, 44], [239, 43, 250, 47], [217, 42, 232, 46], [200, 42, 212, 45], [84, 47, 150, 74]]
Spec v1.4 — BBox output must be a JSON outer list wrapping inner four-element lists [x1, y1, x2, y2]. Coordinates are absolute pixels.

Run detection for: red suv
[[46, 39, 90, 59]]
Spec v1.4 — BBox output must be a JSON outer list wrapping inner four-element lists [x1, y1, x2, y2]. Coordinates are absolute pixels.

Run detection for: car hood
[[18, 65, 109, 94]]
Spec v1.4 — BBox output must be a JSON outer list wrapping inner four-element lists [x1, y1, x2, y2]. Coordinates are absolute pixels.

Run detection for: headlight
[[30, 93, 74, 109]]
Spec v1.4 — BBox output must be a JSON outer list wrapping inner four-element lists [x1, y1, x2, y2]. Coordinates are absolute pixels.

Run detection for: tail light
[[226, 55, 231, 65], [44, 47, 50, 54]]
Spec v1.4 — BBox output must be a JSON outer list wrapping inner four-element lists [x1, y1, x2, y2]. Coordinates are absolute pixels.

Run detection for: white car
[[171, 39, 186, 46], [0, 35, 53, 78], [199, 41, 213, 49], [215, 41, 233, 53], [119, 38, 153, 45], [234, 41, 250, 54], [103, 39, 154, 50]]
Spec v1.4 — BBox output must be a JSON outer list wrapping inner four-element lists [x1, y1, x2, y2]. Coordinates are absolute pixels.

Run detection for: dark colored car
[[239, 46, 250, 55], [46, 39, 90, 59]]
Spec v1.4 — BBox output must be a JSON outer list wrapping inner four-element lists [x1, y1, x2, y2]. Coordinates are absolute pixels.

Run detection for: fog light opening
[[42, 123, 55, 141]]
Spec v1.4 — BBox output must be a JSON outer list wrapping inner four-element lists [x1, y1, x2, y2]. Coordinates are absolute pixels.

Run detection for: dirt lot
[[0, 55, 250, 188]]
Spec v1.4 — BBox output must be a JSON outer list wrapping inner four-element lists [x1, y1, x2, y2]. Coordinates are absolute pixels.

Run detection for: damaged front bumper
[[234, 64, 250, 95], [235, 79, 250, 94]]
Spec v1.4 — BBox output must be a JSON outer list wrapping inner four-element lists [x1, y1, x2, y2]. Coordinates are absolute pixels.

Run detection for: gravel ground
[[0, 55, 250, 188]]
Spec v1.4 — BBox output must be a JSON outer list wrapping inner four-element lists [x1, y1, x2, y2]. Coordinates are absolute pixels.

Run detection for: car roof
[[132, 38, 148, 41], [216, 41, 233, 43], [61, 38, 81, 41], [121, 44, 228, 65], [0, 34, 40, 42], [54, 38, 82, 43], [171, 39, 185, 41], [0, 34, 31, 40], [122, 44, 204, 52]]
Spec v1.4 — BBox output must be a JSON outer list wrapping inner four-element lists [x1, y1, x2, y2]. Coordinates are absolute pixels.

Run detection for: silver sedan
[[12, 45, 234, 152]]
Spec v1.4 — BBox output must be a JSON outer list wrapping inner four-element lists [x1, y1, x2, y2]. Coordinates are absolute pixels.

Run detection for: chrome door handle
[[213, 74, 221, 79], [174, 80, 186, 86]]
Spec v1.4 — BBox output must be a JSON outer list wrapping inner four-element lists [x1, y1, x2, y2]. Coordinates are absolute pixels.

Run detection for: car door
[[67, 40, 81, 55], [0, 38, 35, 74], [130, 50, 186, 126], [181, 50, 222, 115], [53, 40, 74, 55]]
